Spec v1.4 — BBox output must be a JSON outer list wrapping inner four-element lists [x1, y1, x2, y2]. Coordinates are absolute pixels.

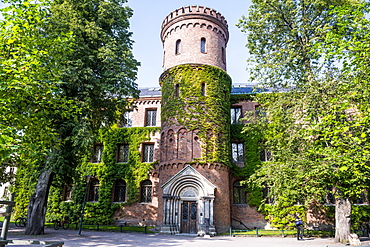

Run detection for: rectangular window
[[145, 109, 157, 127], [255, 105, 267, 119], [231, 107, 242, 124], [62, 184, 73, 201], [122, 111, 133, 127], [263, 186, 275, 204], [141, 180, 152, 203], [92, 144, 103, 163], [232, 142, 244, 162], [143, 144, 154, 163], [117, 144, 129, 163], [260, 150, 271, 162], [233, 181, 247, 204]]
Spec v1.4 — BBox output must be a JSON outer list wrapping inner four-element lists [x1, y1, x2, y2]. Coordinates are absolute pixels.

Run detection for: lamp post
[[78, 175, 93, 236]]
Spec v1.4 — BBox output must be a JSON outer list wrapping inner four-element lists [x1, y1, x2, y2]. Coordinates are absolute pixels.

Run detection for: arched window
[[175, 39, 181, 55], [113, 180, 126, 202], [200, 37, 206, 53], [88, 179, 100, 202], [222, 47, 225, 64], [233, 181, 247, 204], [140, 180, 152, 203]]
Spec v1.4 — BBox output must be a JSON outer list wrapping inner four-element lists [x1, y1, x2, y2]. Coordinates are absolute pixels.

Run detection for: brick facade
[[161, 5, 228, 71], [99, 6, 267, 235]]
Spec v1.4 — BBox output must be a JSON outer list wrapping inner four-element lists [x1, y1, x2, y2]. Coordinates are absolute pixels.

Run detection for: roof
[[139, 83, 270, 97]]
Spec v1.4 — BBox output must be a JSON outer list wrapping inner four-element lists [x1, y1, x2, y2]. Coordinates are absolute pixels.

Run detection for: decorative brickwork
[[157, 6, 234, 235], [161, 5, 229, 71]]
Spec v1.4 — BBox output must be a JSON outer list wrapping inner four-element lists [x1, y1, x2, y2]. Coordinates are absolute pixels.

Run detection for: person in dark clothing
[[295, 214, 303, 240]]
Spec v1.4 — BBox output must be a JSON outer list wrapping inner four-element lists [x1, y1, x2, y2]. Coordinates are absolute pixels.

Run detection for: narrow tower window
[[175, 83, 179, 98], [201, 83, 206, 96], [222, 47, 226, 63], [200, 38, 206, 53], [163, 51, 165, 67], [175, 39, 181, 55]]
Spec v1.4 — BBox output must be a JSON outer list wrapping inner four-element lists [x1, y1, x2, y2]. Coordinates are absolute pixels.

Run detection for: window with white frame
[[232, 142, 244, 162], [263, 185, 275, 204], [145, 109, 157, 127], [143, 144, 154, 163], [92, 144, 103, 163], [122, 110, 133, 127], [231, 107, 242, 124], [260, 150, 272, 162]]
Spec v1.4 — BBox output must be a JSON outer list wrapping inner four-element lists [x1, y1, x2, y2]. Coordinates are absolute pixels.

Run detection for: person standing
[[295, 214, 303, 240]]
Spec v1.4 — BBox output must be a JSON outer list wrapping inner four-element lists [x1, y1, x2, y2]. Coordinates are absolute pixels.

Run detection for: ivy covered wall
[[160, 64, 232, 164], [13, 90, 370, 230], [14, 126, 159, 224]]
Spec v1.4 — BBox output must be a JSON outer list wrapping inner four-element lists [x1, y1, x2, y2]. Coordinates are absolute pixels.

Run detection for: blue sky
[[129, 0, 252, 87], [0, 1, 252, 87]]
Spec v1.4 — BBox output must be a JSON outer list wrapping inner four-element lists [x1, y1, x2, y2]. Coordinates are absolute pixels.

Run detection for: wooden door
[[181, 201, 197, 233]]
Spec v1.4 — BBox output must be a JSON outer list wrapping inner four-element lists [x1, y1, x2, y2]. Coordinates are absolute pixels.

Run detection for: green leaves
[[239, 0, 370, 233]]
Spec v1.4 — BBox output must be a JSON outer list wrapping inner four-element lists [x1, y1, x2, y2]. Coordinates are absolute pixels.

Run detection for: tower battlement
[[162, 6, 228, 29], [161, 5, 228, 42], [160, 6, 229, 71]]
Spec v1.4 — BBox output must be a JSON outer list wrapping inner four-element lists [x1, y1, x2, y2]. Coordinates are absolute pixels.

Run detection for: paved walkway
[[5, 227, 370, 247]]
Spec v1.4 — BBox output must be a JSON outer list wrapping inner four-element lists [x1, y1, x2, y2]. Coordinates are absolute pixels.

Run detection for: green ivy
[[15, 126, 159, 224], [160, 64, 232, 164]]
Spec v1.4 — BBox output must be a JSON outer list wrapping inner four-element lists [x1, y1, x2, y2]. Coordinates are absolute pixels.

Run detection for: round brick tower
[[158, 6, 232, 235]]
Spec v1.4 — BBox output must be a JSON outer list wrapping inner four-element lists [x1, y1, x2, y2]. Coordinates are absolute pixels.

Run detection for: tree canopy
[[1, 0, 139, 235], [238, 0, 370, 242]]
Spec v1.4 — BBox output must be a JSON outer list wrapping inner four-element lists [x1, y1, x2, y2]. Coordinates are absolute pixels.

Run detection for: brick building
[[38, 5, 272, 235], [107, 6, 268, 235]]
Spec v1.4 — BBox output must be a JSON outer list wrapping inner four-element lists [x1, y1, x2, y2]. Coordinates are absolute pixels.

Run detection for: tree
[[0, 0, 75, 183], [238, 0, 369, 242], [1, 0, 139, 235]]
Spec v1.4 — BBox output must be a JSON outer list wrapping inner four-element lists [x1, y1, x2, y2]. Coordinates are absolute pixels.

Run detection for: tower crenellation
[[160, 5, 229, 72], [161, 5, 228, 33]]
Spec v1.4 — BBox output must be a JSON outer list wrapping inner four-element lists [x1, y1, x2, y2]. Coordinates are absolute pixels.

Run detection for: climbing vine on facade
[[15, 126, 159, 225]]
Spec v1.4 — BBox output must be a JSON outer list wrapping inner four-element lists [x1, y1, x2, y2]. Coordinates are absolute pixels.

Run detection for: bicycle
[[15, 216, 27, 227], [53, 217, 69, 230]]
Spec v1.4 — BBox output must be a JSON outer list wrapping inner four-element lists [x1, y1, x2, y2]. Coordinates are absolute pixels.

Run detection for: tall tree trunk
[[334, 198, 351, 243], [25, 167, 53, 235]]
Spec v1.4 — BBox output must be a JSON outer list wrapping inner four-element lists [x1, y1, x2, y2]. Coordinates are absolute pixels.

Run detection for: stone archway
[[160, 165, 216, 235]]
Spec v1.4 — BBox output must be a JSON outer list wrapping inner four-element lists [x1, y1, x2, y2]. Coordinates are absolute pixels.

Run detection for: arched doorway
[[160, 165, 216, 235]]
